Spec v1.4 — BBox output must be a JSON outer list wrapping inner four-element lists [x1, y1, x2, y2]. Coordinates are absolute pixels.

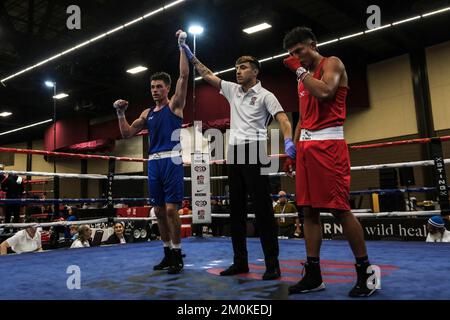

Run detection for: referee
[[181, 43, 295, 280]]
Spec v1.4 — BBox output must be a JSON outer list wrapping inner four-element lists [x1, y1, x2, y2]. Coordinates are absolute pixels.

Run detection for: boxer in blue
[[113, 30, 189, 274]]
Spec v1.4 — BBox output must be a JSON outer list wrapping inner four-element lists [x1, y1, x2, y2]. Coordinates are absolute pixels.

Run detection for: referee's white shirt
[[220, 80, 284, 145], [6, 229, 41, 254]]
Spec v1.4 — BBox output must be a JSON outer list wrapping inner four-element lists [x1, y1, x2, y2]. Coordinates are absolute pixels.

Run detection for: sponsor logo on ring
[[195, 200, 207, 207]]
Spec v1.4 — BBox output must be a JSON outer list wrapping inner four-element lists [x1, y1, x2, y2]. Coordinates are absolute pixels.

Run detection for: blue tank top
[[147, 105, 182, 154]]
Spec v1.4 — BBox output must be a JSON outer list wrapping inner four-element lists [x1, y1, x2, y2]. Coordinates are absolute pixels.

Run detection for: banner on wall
[[320, 217, 430, 241]]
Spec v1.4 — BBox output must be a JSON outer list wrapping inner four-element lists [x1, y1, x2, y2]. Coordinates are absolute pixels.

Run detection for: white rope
[[351, 159, 450, 171], [0, 210, 439, 229], [0, 170, 108, 180], [0, 218, 108, 228], [2, 158, 449, 181]]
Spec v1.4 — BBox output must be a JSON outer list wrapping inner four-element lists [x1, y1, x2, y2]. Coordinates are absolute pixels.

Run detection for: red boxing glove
[[283, 157, 296, 178], [283, 56, 302, 73]]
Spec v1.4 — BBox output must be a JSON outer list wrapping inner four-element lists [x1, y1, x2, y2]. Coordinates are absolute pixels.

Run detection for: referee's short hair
[[235, 56, 261, 71]]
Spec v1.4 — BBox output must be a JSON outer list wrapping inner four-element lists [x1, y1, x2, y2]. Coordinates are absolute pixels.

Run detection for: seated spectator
[[426, 216, 450, 242], [69, 224, 78, 241], [103, 222, 127, 245], [59, 206, 78, 239], [274, 191, 301, 238], [0, 217, 42, 255], [70, 225, 92, 248]]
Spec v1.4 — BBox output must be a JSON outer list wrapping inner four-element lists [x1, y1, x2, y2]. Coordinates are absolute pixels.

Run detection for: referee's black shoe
[[219, 264, 249, 276]]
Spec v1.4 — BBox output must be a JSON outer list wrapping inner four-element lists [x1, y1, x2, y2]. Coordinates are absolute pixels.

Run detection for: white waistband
[[148, 150, 181, 160], [300, 126, 344, 141]]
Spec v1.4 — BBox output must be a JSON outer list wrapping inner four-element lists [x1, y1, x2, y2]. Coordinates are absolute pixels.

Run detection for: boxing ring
[[1, 135, 450, 300]]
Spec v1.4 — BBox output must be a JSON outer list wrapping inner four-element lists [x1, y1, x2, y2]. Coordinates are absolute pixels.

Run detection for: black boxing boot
[[167, 248, 184, 274], [349, 260, 378, 297], [288, 258, 325, 294], [153, 247, 172, 271]]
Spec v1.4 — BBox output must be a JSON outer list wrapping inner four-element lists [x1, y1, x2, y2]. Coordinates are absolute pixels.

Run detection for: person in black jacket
[[0, 168, 24, 224], [103, 222, 127, 245]]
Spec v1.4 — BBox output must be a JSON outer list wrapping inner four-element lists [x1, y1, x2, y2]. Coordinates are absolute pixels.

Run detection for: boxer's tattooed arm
[[192, 58, 221, 89]]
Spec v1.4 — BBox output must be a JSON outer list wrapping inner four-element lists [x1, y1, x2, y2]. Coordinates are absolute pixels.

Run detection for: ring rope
[[0, 211, 440, 229]]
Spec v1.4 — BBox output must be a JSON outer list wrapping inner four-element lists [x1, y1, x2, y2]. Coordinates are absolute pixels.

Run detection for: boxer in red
[[283, 26, 378, 297]]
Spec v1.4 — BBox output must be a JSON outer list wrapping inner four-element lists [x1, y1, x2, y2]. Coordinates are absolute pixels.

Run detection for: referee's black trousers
[[227, 143, 279, 269]]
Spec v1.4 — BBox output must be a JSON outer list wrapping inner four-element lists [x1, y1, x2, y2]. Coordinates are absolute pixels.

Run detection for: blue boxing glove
[[284, 138, 296, 159], [180, 43, 195, 62]]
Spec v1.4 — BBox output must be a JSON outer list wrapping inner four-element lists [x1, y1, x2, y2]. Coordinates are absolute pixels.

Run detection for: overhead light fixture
[[45, 81, 55, 88], [272, 53, 289, 59], [392, 15, 422, 25], [0, 119, 53, 136], [164, 0, 184, 9], [0, 112, 12, 117], [188, 25, 204, 35], [339, 31, 364, 40], [317, 38, 339, 47], [0, 0, 186, 83], [243, 23, 272, 34], [259, 57, 273, 63], [53, 93, 69, 99], [365, 24, 392, 33], [126, 66, 148, 74], [422, 7, 450, 17]]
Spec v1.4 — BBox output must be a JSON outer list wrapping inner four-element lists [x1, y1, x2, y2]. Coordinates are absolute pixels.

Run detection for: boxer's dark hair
[[235, 56, 261, 71], [283, 26, 317, 50], [150, 72, 171, 86]]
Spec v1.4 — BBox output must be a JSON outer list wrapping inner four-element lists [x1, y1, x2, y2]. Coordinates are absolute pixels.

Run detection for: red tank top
[[298, 57, 348, 130]]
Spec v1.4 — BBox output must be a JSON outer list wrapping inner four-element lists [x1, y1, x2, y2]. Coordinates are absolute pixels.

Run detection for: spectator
[[0, 217, 42, 255], [178, 200, 193, 238], [426, 216, 450, 243], [69, 224, 79, 241], [70, 225, 92, 248], [66, 206, 78, 221], [59, 206, 78, 240], [0, 166, 24, 224], [274, 191, 301, 238], [104, 222, 127, 245]]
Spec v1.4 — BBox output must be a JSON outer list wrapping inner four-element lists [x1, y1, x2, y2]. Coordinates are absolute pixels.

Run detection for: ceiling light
[[0, 112, 12, 117], [53, 93, 69, 99], [126, 66, 148, 74], [392, 16, 421, 25], [243, 23, 272, 34], [0, 119, 53, 136], [188, 25, 204, 35], [422, 7, 450, 17], [339, 32, 364, 40]]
